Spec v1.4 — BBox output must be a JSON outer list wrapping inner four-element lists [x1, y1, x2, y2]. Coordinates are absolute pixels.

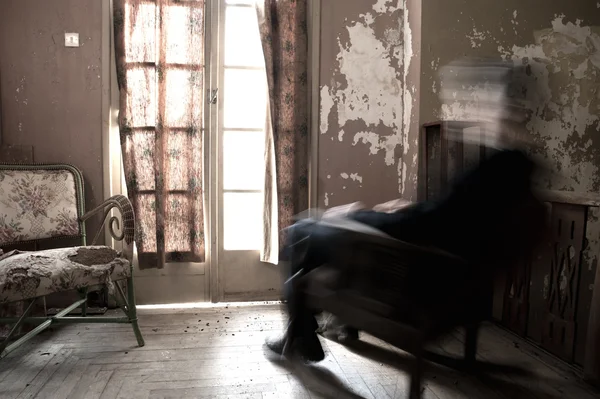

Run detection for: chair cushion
[[0, 246, 130, 304], [0, 168, 82, 246]]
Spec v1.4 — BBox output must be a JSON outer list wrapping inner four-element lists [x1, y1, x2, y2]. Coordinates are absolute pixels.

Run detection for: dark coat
[[349, 149, 546, 267]]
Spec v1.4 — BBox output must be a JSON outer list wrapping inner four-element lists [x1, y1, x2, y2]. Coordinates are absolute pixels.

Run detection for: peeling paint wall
[[437, 17, 599, 195], [421, 1, 599, 195], [0, 0, 104, 238], [318, 0, 418, 208]]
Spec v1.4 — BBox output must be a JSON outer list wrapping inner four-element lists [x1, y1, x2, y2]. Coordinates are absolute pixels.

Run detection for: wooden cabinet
[[419, 121, 600, 374], [419, 121, 490, 201]]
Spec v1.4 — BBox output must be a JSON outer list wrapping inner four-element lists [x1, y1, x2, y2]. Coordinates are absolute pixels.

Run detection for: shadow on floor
[[264, 345, 367, 399], [341, 338, 565, 399]]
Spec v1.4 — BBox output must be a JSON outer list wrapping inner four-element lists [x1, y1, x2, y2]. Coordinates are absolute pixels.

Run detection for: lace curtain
[[256, 0, 309, 264], [113, 0, 206, 269]]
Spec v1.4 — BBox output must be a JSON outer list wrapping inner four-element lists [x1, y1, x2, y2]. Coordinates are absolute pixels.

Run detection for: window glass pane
[[224, 6, 264, 67], [165, 194, 192, 252], [223, 69, 267, 129], [124, 130, 156, 191], [192, 192, 205, 255], [125, 3, 156, 63], [165, 69, 204, 127], [125, 67, 156, 127], [165, 5, 204, 65], [137, 194, 157, 253], [223, 192, 263, 250], [165, 130, 191, 191], [223, 131, 265, 190]]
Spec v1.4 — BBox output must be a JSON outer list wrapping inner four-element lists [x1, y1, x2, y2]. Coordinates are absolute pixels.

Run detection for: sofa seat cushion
[[0, 246, 130, 304]]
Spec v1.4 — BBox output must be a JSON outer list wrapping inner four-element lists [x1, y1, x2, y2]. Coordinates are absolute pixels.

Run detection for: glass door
[[117, 0, 211, 305], [210, 0, 281, 301]]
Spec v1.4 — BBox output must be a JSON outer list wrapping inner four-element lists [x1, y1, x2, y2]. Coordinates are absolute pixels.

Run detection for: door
[[119, 0, 281, 304], [210, 0, 281, 302], [113, 0, 212, 305]]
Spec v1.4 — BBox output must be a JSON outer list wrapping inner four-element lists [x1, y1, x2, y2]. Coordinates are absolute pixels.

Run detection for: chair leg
[[0, 299, 37, 356], [126, 276, 145, 347], [79, 288, 88, 317], [410, 346, 424, 399], [464, 324, 479, 367]]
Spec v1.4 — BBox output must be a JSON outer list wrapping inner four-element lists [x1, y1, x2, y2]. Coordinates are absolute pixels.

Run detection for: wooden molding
[[536, 190, 600, 208], [585, 230, 600, 385]]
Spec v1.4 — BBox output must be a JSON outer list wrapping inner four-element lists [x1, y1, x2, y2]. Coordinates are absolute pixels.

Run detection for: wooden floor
[[0, 304, 598, 399]]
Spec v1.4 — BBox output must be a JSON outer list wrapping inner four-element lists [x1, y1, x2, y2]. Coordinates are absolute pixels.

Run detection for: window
[[220, 0, 267, 251], [122, 0, 206, 261], [120, 0, 267, 257]]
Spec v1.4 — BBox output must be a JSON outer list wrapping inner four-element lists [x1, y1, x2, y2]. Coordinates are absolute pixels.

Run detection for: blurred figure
[[265, 58, 547, 363], [438, 57, 531, 150]]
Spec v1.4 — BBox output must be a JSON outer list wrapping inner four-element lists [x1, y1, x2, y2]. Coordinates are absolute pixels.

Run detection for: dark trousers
[[282, 219, 349, 341]]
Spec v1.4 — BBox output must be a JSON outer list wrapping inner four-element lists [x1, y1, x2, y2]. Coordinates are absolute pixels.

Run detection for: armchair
[[0, 163, 144, 358]]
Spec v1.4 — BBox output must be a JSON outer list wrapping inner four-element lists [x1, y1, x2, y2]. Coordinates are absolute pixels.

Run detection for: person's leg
[[267, 220, 344, 361], [316, 312, 359, 342]]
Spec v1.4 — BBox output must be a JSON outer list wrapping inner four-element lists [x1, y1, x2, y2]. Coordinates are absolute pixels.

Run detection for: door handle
[[209, 88, 218, 105]]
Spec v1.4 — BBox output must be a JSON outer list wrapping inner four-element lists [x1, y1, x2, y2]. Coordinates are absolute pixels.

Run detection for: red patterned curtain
[[113, 0, 206, 269], [256, 0, 309, 264]]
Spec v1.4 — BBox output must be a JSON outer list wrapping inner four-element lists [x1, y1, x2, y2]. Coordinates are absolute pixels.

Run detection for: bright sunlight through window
[[222, 0, 267, 251]]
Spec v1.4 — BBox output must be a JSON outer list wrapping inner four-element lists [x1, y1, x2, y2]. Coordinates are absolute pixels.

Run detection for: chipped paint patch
[[431, 58, 441, 94], [334, 20, 402, 129], [352, 130, 402, 166], [400, 4, 416, 196], [320, 86, 335, 134], [440, 16, 600, 193], [467, 27, 488, 48], [340, 172, 364, 184], [502, 16, 600, 192], [320, 1, 411, 197], [372, 0, 402, 13], [350, 173, 363, 183]]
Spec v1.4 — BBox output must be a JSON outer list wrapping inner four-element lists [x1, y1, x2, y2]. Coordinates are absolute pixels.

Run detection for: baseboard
[[221, 290, 283, 303]]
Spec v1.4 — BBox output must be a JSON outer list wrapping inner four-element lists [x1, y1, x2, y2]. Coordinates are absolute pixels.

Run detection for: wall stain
[[319, 0, 413, 207]]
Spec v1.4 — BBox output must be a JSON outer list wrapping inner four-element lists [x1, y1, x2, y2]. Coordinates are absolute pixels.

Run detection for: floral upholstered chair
[[0, 163, 144, 358]]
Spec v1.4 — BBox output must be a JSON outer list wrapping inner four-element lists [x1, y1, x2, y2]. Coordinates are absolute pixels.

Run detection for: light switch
[[65, 33, 79, 47]]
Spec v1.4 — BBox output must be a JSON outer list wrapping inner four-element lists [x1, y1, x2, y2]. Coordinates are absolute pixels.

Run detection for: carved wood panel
[[502, 256, 531, 337], [419, 122, 596, 366], [531, 203, 587, 362]]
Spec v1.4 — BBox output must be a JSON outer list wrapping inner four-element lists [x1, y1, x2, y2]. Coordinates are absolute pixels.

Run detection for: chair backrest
[[330, 230, 474, 313], [0, 164, 86, 248]]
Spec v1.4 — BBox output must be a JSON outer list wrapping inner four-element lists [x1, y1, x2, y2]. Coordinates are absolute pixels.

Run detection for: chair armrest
[[80, 195, 135, 247], [328, 228, 467, 269]]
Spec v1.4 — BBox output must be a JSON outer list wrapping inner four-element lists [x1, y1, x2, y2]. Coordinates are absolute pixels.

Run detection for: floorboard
[[0, 304, 598, 399]]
